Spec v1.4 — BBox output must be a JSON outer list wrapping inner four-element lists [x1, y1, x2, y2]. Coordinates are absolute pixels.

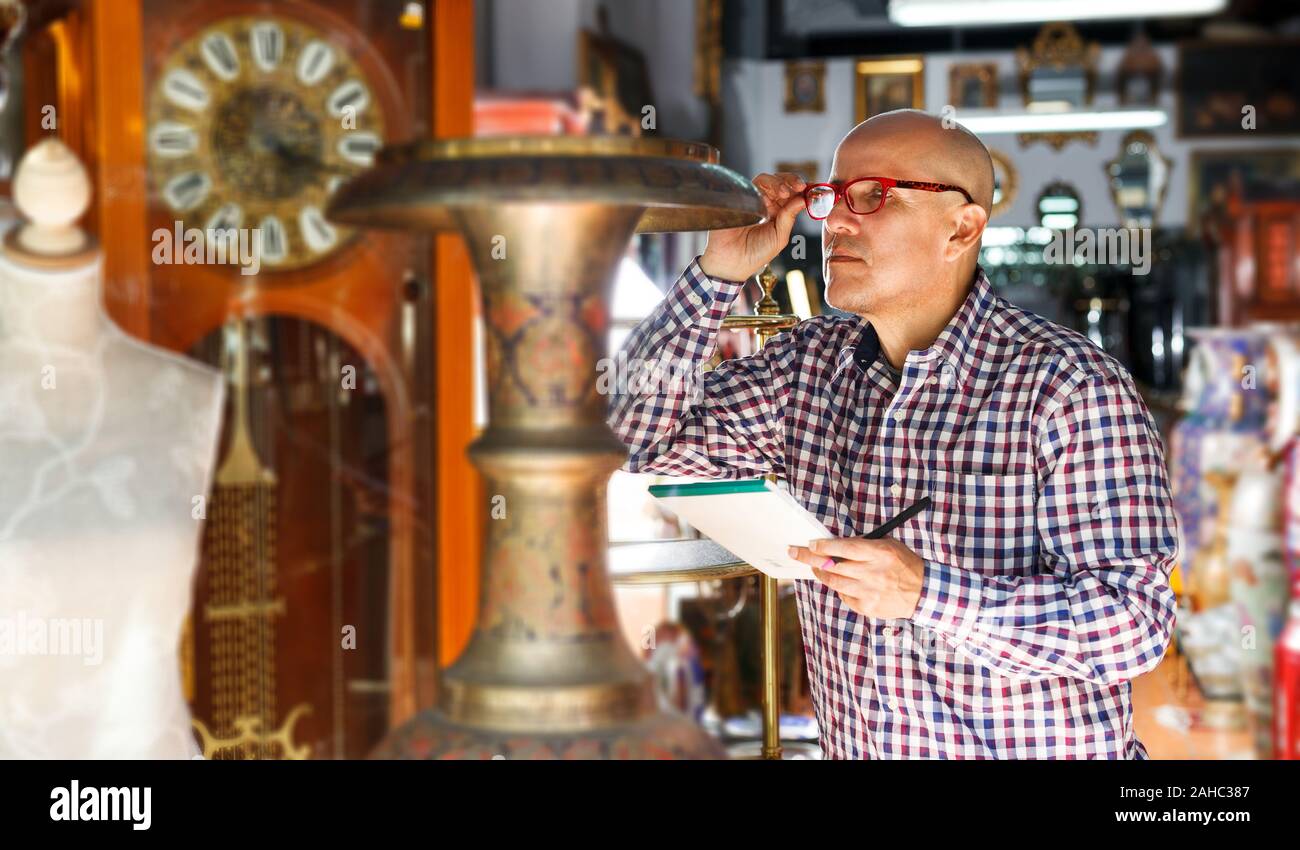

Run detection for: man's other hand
[[788, 537, 925, 619]]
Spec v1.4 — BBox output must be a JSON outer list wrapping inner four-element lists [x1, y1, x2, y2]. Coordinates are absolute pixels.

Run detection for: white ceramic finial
[[12, 137, 91, 257]]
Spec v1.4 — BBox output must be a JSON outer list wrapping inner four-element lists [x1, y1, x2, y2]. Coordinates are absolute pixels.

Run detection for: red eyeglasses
[[803, 176, 974, 220]]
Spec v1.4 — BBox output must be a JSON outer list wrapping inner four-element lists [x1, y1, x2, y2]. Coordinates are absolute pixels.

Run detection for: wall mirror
[[1105, 130, 1172, 228]]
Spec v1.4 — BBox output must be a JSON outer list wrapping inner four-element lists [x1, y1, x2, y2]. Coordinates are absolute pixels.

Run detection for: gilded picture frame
[[949, 62, 998, 109], [854, 56, 924, 124], [785, 61, 826, 113]]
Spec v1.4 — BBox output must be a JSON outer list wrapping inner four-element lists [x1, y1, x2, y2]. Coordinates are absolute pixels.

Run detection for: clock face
[[147, 15, 385, 272]]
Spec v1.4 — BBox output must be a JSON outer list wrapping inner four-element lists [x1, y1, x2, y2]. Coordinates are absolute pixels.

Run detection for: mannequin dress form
[[0, 139, 225, 758]]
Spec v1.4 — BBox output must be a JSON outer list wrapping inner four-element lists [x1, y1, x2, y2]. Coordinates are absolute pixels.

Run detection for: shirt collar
[[835, 264, 995, 392]]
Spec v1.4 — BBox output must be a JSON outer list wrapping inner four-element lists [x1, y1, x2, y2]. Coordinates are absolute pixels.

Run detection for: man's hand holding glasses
[[699, 171, 806, 284]]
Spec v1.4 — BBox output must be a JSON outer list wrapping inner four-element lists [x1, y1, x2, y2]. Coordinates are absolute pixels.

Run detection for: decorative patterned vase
[[1227, 466, 1288, 756], [1174, 328, 1269, 602], [329, 136, 762, 758]]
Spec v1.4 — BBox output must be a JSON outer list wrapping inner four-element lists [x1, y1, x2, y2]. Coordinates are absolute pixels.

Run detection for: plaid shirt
[[609, 257, 1178, 759]]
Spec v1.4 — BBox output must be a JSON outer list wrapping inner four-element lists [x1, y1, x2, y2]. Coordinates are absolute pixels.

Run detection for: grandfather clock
[[19, 0, 478, 757]]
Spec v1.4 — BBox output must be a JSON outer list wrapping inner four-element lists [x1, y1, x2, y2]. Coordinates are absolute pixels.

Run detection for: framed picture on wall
[[854, 56, 924, 124], [1177, 41, 1300, 137], [949, 63, 998, 109], [784, 61, 826, 113], [1188, 148, 1300, 224], [578, 24, 655, 136]]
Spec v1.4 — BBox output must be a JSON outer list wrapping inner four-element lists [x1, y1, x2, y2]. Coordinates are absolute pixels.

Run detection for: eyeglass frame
[[803, 176, 975, 220]]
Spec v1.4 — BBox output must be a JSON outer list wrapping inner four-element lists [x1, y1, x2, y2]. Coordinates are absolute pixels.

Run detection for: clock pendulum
[[190, 318, 311, 759], [330, 137, 762, 758]]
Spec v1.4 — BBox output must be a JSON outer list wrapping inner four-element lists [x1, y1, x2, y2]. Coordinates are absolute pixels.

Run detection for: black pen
[[864, 496, 932, 539]]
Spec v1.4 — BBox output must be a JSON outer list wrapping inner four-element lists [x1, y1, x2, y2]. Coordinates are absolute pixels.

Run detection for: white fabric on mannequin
[[0, 220, 224, 759]]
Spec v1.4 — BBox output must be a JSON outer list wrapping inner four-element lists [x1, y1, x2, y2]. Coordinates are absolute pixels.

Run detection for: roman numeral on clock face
[[206, 203, 243, 235], [150, 122, 198, 157], [338, 132, 381, 166], [163, 69, 210, 112], [201, 33, 240, 81], [258, 216, 288, 263], [163, 171, 211, 211], [299, 207, 338, 254], [250, 22, 285, 71], [297, 40, 336, 86], [327, 81, 369, 118]]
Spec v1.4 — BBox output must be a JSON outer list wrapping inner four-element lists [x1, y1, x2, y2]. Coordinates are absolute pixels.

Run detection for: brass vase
[[329, 136, 762, 758]]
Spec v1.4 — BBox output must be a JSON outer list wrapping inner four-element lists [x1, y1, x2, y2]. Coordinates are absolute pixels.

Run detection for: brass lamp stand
[[725, 266, 799, 759], [611, 266, 804, 760], [329, 136, 762, 758]]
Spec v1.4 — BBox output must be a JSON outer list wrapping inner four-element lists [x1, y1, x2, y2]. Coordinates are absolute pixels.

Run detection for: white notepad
[[648, 478, 832, 580]]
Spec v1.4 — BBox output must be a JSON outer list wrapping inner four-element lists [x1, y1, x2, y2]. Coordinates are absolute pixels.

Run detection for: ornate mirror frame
[[1016, 22, 1100, 150], [1105, 129, 1173, 228]]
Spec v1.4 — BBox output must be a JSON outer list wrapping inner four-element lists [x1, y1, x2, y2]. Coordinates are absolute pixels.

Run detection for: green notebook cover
[[646, 479, 772, 499]]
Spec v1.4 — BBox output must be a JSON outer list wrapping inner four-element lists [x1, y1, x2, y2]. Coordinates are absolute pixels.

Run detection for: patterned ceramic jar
[[1174, 328, 1270, 593], [1228, 466, 1289, 756]]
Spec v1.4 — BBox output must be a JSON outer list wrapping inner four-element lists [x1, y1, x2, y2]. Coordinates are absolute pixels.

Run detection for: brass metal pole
[[759, 574, 782, 759], [755, 265, 787, 761]]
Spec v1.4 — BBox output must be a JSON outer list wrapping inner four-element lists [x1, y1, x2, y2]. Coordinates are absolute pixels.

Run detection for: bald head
[[819, 108, 994, 321], [836, 109, 994, 214]]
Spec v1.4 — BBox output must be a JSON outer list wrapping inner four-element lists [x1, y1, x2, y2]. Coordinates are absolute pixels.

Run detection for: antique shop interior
[[1, 0, 1299, 760]]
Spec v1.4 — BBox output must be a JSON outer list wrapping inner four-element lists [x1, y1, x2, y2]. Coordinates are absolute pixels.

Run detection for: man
[[608, 109, 1178, 759]]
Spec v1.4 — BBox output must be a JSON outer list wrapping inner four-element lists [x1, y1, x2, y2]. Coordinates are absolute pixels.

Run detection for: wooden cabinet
[[1211, 186, 1300, 327]]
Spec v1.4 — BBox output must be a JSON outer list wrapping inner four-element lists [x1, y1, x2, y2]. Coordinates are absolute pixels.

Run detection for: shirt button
[[929, 375, 938, 385], [890, 409, 902, 423], [889, 482, 902, 498], [689, 293, 703, 306]]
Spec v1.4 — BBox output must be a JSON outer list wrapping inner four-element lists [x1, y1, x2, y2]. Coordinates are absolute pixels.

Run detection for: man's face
[[820, 134, 964, 316]]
